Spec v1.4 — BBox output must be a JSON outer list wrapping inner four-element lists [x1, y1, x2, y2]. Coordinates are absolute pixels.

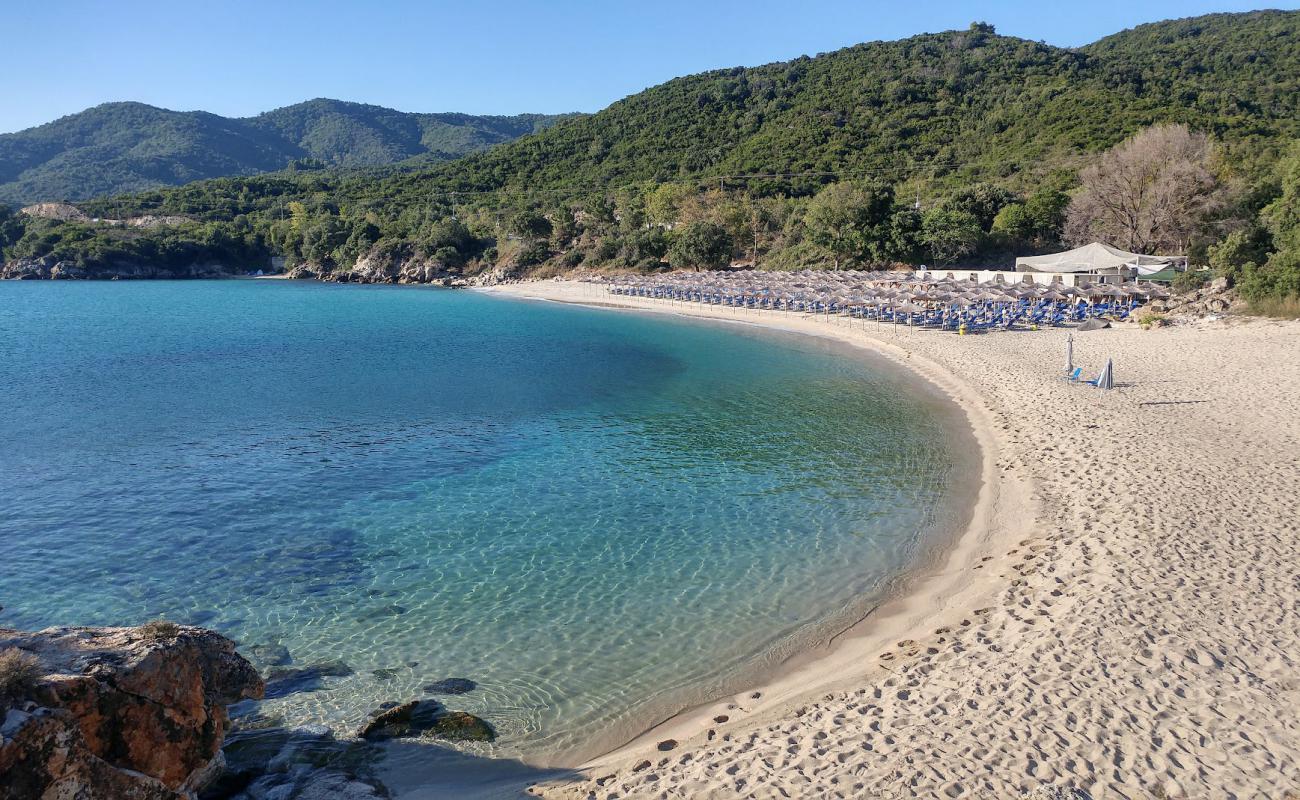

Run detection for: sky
[[2, 0, 1296, 133]]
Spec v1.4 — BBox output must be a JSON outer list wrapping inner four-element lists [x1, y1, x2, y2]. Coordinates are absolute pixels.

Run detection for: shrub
[[1246, 294, 1300, 319], [0, 648, 43, 699], [140, 620, 181, 640], [1171, 270, 1209, 294], [514, 240, 550, 267]]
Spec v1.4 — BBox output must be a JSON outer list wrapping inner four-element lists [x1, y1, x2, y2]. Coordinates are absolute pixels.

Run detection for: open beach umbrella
[[1097, 358, 1114, 390]]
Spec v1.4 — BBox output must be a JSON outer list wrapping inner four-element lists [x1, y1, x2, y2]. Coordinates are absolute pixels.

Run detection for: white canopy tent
[[1015, 242, 1184, 277]]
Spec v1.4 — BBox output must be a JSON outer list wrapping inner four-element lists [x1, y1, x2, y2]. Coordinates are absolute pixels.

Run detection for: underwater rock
[[263, 661, 354, 699], [245, 642, 293, 668], [212, 725, 387, 800], [420, 711, 495, 743], [356, 700, 443, 741], [356, 700, 494, 742], [356, 605, 407, 621], [422, 678, 476, 695]]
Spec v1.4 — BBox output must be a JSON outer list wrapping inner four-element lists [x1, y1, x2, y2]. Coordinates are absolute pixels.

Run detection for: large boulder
[[0, 625, 264, 799]]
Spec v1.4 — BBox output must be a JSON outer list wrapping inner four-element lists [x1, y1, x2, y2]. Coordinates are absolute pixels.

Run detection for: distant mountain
[[0, 99, 577, 205]]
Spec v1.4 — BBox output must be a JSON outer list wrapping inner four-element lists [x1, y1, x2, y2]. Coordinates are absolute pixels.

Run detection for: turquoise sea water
[[0, 281, 967, 768]]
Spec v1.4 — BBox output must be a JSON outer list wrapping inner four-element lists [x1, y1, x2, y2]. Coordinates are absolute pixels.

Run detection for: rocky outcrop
[[125, 215, 194, 229], [314, 248, 470, 286], [1, 257, 241, 281], [19, 203, 90, 222], [0, 625, 263, 800], [286, 244, 527, 287], [1139, 278, 1241, 320]]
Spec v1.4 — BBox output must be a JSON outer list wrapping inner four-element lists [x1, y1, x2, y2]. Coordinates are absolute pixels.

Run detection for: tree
[[1064, 124, 1221, 253], [549, 206, 580, 247], [0, 205, 24, 256], [1239, 141, 1300, 300], [668, 221, 733, 270], [508, 209, 552, 241], [620, 228, 669, 266], [646, 183, 694, 228], [992, 188, 1068, 249], [301, 216, 348, 265], [921, 208, 981, 265], [804, 182, 895, 269], [943, 183, 1017, 231], [885, 208, 923, 263]]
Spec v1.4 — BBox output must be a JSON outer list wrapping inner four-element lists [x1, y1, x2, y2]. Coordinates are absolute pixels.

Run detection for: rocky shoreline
[[0, 624, 262, 799], [1, 624, 500, 800], [0, 252, 523, 287]]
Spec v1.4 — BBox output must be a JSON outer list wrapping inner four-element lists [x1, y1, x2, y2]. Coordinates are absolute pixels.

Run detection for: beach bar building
[[1013, 242, 1186, 284]]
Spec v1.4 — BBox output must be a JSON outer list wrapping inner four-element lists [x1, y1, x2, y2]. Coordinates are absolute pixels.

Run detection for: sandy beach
[[481, 280, 1300, 800]]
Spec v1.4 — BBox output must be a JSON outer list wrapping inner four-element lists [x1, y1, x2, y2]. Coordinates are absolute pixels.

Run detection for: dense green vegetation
[[2, 10, 1298, 306], [0, 99, 575, 205]]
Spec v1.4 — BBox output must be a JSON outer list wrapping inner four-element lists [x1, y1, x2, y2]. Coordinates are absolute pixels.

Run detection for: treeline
[[0, 173, 1070, 275], [2, 130, 1298, 314]]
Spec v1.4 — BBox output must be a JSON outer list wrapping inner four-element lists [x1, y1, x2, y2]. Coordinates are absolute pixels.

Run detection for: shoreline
[[479, 280, 1300, 800], [478, 282, 1037, 774]]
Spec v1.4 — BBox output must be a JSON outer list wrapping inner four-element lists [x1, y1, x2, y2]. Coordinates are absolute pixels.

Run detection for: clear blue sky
[[3, 0, 1295, 133]]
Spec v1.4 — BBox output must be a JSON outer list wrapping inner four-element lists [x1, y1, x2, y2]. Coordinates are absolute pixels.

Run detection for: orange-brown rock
[[0, 625, 263, 800]]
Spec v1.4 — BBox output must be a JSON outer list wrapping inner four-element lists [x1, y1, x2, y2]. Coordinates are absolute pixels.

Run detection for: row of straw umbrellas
[[592, 269, 1168, 315]]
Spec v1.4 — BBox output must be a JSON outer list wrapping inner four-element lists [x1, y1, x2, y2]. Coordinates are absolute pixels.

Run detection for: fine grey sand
[[484, 280, 1300, 800]]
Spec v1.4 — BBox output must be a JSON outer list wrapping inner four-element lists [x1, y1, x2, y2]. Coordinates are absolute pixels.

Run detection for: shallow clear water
[[0, 280, 966, 767]]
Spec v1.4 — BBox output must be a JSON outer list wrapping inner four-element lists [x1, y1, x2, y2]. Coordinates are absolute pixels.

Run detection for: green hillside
[[3, 10, 1298, 303], [0, 100, 575, 205]]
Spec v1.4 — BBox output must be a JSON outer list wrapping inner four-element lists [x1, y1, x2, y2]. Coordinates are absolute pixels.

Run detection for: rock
[[422, 678, 476, 695], [293, 772, 387, 800], [212, 725, 387, 800], [355, 700, 442, 741], [1, 257, 241, 281], [371, 669, 399, 681], [229, 709, 286, 734], [356, 701, 494, 742], [356, 605, 406, 621], [246, 642, 293, 669], [19, 202, 90, 222], [420, 711, 495, 743], [333, 245, 463, 286], [0, 624, 262, 799], [632, 760, 652, 772], [263, 661, 354, 699], [656, 739, 677, 751]]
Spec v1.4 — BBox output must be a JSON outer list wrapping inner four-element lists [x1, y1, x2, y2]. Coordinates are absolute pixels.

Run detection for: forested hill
[[73, 9, 1298, 223], [3, 10, 1299, 305], [0, 99, 576, 205], [386, 9, 1299, 197]]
